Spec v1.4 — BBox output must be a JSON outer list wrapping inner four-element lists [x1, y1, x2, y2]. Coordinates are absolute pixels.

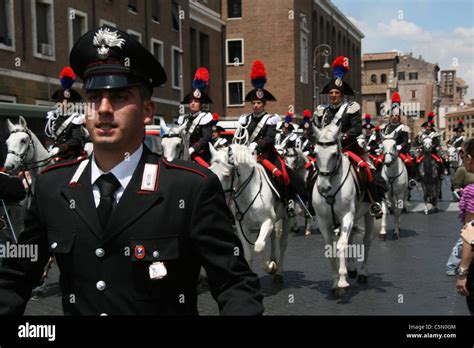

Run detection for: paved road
[[20, 178, 470, 315]]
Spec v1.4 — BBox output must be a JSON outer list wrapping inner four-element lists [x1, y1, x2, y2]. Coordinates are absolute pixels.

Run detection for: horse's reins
[[8, 129, 54, 172], [316, 140, 351, 230]]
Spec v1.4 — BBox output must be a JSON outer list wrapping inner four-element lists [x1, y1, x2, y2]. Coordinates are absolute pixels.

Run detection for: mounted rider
[[210, 113, 229, 150], [361, 114, 382, 159], [314, 56, 387, 219], [448, 120, 465, 149], [296, 109, 317, 170], [275, 112, 296, 147], [414, 112, 445, 177], [45, 67, 87, 160], [233, 60, 306, 218], [177, 67, 214, 168], [381, 92, 417, 187]]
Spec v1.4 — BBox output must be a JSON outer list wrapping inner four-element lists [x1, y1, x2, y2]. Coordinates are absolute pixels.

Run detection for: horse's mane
[[229, 144, 258, 166], [319, 124, 339, 142]]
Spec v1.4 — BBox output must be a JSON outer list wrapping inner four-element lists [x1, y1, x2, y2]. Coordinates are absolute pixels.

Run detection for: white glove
[[248, 142, 258, 153], [366, 146, 371, 151], [396, 145, 402, 151], [50, 147, 60, 156], [188, 147, 195, 156]]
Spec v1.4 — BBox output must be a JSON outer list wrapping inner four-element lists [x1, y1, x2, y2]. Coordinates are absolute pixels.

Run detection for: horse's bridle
[[7, 128, 35, 164], [316, 140, 341, 177]]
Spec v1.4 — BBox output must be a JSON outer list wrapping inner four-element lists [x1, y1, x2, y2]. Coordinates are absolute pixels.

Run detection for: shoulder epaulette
[[347, 101, 360, 113], [162, 159, 207, 179], [40, 156, 88, 175]]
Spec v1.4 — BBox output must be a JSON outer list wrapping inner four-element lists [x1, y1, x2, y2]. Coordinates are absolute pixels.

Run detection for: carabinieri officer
[[0, 26, 263, 316]]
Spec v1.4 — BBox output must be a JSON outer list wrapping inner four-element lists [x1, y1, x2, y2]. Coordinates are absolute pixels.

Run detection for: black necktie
[[96, 173, 121, 230]]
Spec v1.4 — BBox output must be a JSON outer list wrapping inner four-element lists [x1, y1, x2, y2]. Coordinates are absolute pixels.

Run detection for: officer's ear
[[143, 99, 155, 125]]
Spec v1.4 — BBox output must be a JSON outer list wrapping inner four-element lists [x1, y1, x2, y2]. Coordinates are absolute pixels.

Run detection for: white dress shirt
[[90, 145, 143, 208]]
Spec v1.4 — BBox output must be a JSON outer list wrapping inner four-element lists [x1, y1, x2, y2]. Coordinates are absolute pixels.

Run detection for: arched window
[[381, 74, 387, 83], [371, 74, 377, 83]]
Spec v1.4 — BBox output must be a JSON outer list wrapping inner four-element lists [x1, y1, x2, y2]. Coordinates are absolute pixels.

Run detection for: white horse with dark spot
[[379, 136, 408, 240], [158, 119, 189, 161], [209, 144, 294, 282], [312, 124, 376, 297]]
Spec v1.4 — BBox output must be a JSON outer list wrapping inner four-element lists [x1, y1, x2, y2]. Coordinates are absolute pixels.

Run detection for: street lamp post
[[312, 44, 332, 111]]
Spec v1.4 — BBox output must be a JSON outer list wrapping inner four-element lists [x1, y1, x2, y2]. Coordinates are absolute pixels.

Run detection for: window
[[0, 0, 15, 50], [127, 29, 142, 43], [200, 33, 210, 70], [32, 0, 55, 60], [228, 0, 241, 18], [68, 8, 88, 51], [172, 0, 180, 31], [398, 72, 405, 81], [150, 38, 164, 67], [411, 90, 417, 99], [128, 0, 137, 13], [381, 74, 387, 83], [0, 95, 16, 103], [99, 19, 116, 28], [227, 81, 245, 107], [409, 72, 418, 80], [299, 13, 309, 84], [370, 74, 377, 83], [171, 46, 182, 89], [226, 39, 243, 65], [151, 0, 159, 22]]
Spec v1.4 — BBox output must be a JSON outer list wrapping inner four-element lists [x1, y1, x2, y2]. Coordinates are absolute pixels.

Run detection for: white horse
[[209, 144, 294, 282], [3, 116, 53, 236], [448, 144, 462, 175], [158, 119, 189, 161], [379, 137, 408, 240], [312, 124, 376, 297]]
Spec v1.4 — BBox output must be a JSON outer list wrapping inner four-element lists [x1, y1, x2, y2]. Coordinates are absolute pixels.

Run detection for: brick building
[[222, 0, 363, 119], [361, 52, 399, 122], [0, 0, 226, 122]]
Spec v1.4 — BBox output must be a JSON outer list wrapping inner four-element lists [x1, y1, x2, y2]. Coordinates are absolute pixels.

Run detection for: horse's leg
[[263, 220, 279, 275], [254, 218, 274, 254], [273, 217, 292, 283], [304, 215, 312, 236], [379, 199, 388, 240], [393, 193, 402, 239], [359, 213, 375, 283], [235, 222, 253, 267], [347, 222, 362, 279], [336, 213, 353, 293], [318, 218, 339, 291]]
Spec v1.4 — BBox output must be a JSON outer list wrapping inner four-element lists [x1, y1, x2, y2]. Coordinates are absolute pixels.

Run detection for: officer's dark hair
[[138, 85, 152, 102]]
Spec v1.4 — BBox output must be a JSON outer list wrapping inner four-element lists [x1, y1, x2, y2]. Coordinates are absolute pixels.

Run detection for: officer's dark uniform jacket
[[314, 101, 363, 155], [238, 111, 279, 155], [448, 135, 465, 149], [414, 130, 441, 150], [177, 111, 213, 161], [0, 146, 263, 315], [0, 173, 26, 202], [381, 122, 411, 153], [365, 131, 382, 156], [46, 110, 85, 159]]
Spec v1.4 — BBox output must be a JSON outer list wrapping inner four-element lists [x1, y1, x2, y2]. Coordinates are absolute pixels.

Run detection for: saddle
[[416, 153, 443, 165]]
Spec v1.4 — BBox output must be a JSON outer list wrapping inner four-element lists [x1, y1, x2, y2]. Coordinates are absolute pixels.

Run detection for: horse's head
[[160, 120, 187, 161], [381, 136, 398, 167], [5, 117, 33, 174], [313, 124, 341, 194]]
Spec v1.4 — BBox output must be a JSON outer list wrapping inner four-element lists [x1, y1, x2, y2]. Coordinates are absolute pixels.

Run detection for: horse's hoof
[[379, 234, 387, 241], [433, 207, 439, 213], [335, 287, 350, 297], [305, 230, 311, 236], [348, 270, 358, 279], [273, 274, 283, 284], [393, 231, 400, 240], [291, 226, 299, 233], [357, 275, 368, 284], [265, 260, 278, 275]]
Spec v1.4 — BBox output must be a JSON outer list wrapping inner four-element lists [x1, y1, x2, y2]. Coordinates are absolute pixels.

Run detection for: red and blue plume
[[427, 111, 435, 122], [391, 92, 401, 103], [250, 60, 267, 89], [458, 119, 464, 125], [192, 67, 209, 91], [212, 112, 219, 125], [59, 67, 75, 90], [285, 112, 294, 123], [331, 56, 349, 79], [375, 125, 381, 132], [303, 109, 311, 118], [364, 114, 371, 124]]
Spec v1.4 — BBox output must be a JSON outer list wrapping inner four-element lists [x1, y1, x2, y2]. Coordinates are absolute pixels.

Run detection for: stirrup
[[408, 179, 417, 188], [285, 199, 295, 218], [369, 202, 383, 219]]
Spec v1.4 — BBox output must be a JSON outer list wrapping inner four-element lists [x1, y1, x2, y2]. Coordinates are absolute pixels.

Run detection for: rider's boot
[[406, 164, 417, 188], [368, 171, 387, 220]]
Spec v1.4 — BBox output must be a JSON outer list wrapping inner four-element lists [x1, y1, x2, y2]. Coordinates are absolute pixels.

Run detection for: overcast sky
[[332, 0, 474, 100]]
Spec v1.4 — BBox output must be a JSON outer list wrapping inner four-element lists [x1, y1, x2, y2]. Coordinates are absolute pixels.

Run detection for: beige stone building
[[445, 107, 474, 141], [361, 52, 398, 123], [222, 0, 363, 119], [0, 0, 226, 122]]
